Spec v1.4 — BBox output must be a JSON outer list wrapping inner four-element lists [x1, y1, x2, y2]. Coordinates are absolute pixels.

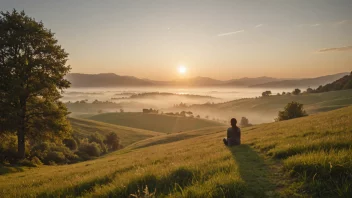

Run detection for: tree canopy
[[0, 10, 71, 159], [276, 101, 307, 121]]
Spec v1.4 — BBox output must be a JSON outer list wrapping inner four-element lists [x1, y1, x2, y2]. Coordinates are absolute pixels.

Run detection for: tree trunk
[[17, 99, 27, 159]]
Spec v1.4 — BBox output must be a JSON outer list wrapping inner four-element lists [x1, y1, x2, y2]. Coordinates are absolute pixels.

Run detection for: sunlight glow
[[178, 65, 187, 74]]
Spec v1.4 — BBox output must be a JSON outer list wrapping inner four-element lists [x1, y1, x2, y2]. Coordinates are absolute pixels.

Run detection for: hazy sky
[[1, 0, 352, 80]]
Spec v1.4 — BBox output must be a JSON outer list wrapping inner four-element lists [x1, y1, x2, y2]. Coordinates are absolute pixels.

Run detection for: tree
[[306, 87, 313, 93], [0, 10, 71, 159], [292, 88, 301, 95], [276, 101, 307, 121], [240, 117, 250, 127], [105, 132, 120, 151], [262, 90, 272, 97]]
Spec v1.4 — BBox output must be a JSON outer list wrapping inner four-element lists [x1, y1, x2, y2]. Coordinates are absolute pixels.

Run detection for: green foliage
[[315, 71, 352, 93], [240, 117, 251, 127], [0, 10, 71, 159], [276, 101, 307, 121], [78, 141, 102, 157], [292, 88, 301, 95], [105, 132, 120, 151], [63, 138, 78, 151], [261, 90, 272, 97], [30, 142, 79, 165], [0, 133, 30, 164]]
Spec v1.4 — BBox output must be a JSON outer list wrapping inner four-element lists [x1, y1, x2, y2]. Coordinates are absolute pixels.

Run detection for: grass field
[[69, 117, 163, 147], [1, 107, 351, 197], [88, 112, 225, 133], [189, 89, 352, 123]]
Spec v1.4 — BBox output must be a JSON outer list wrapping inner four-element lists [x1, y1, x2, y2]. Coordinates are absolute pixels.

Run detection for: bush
[[105, 132, 120, 151], [89, 133, 108, 153], [262, 90, 272, 97], [44, 151, 66, 164], [31, 142, 79, 165], [78, 141, 101, 157], [0, 134, 30, 164], [292, 88, 301, 95], [63, 138, 78, 151], [30, 156, 43, 166], [276, 101, 307, 121], [18, 159, 37, 167], [240, 117, 251, 127]]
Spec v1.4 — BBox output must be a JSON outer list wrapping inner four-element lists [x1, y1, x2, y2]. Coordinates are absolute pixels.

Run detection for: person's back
[[227, 126, 241, 146], [223, 118, 241, 146]]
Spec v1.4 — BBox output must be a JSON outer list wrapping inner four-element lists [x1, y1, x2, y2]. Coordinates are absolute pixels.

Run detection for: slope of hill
[[88, 112, 225, 133], [1, 107, 351, 197], [251, 72, 349, 88], [66, 72, 349, 88], [222, 76, 281, 86], [66, 73, 283, 87], [69, 117, 163, 146], [66, 73, 154, 87], [315, 71, 352, 92], [188, 89, 352, 123]]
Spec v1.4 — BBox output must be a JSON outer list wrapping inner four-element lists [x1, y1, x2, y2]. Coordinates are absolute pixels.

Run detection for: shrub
[[276, 101, 307, 121], [78, 142, 101, 157], [262, 90, 272, 97], [89, 133, 107, 153], [18, 159, 37, 167], [44, 151, 66, 164], [105, 132, 120, 151], [240, 117, 251, 127], [30, 142, 79, 165], [292, 88, 301, 95], [63, 138, 78, 150], [30, 156, 43, 166], [0, 134, 30, 164]]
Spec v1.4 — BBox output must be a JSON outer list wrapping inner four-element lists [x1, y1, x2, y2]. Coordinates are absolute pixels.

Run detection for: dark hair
[[231, 118, 237, 126]]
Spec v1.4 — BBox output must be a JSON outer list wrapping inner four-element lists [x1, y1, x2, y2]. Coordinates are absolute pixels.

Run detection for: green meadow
[[88, 112, 225, 133], [1, 106, 351, 197]]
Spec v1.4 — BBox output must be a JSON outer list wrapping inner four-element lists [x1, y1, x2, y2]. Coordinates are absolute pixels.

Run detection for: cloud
[[217, 30, 244, 36], [255, 24, 263, 28], [317, 46, 352, 53], [336, 20, 348, 25], [297, 23, 321, 27]]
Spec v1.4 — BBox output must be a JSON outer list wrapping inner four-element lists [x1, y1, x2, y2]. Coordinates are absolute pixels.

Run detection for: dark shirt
[[227, 127, 241, 146]]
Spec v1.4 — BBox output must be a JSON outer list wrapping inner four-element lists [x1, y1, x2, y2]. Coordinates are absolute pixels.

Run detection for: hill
[[66, 73, 284, 87], [66, 72, 350, 88], [65, 73, 153, 87], [1, 106, 351, 197], [187, 89, 352, 123], [251, 72, 349, 88], [315, 71, 352, 92], [88, 112, 225, 133], [69, 117, 163, 147]]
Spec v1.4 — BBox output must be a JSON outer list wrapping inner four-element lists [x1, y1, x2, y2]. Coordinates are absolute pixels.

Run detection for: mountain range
[[65, 72, 349, 88]]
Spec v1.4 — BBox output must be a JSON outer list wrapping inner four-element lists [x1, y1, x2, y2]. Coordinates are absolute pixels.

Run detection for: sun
[[178, 65, 187, 74]]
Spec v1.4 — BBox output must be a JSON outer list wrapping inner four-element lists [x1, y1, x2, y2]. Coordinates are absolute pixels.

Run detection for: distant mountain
[[222, 76, 281, 86], [315, 72, 352, 92], [66, 73, 154, 87], [66, 72, 350, 88], [250, 72, 350, 88]]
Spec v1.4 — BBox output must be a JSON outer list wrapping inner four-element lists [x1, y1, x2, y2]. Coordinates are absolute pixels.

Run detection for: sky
[[1, 0, 352, 80]]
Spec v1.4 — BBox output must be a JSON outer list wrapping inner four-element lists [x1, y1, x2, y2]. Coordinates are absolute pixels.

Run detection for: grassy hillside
[[69, 117, 163, 147], [88, 112, 225, 133], [189, 89, 352, 123], [1, 107, 351, 197]]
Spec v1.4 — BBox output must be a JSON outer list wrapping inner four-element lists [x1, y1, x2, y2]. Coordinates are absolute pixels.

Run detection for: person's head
[[230, 118, 237, 127]]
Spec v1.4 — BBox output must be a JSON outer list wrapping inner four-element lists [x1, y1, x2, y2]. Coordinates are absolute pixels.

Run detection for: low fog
[[63, 87, 294, 123]]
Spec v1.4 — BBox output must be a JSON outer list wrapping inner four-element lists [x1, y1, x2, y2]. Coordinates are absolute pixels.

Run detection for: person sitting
[[223, 118, 241, 146]]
